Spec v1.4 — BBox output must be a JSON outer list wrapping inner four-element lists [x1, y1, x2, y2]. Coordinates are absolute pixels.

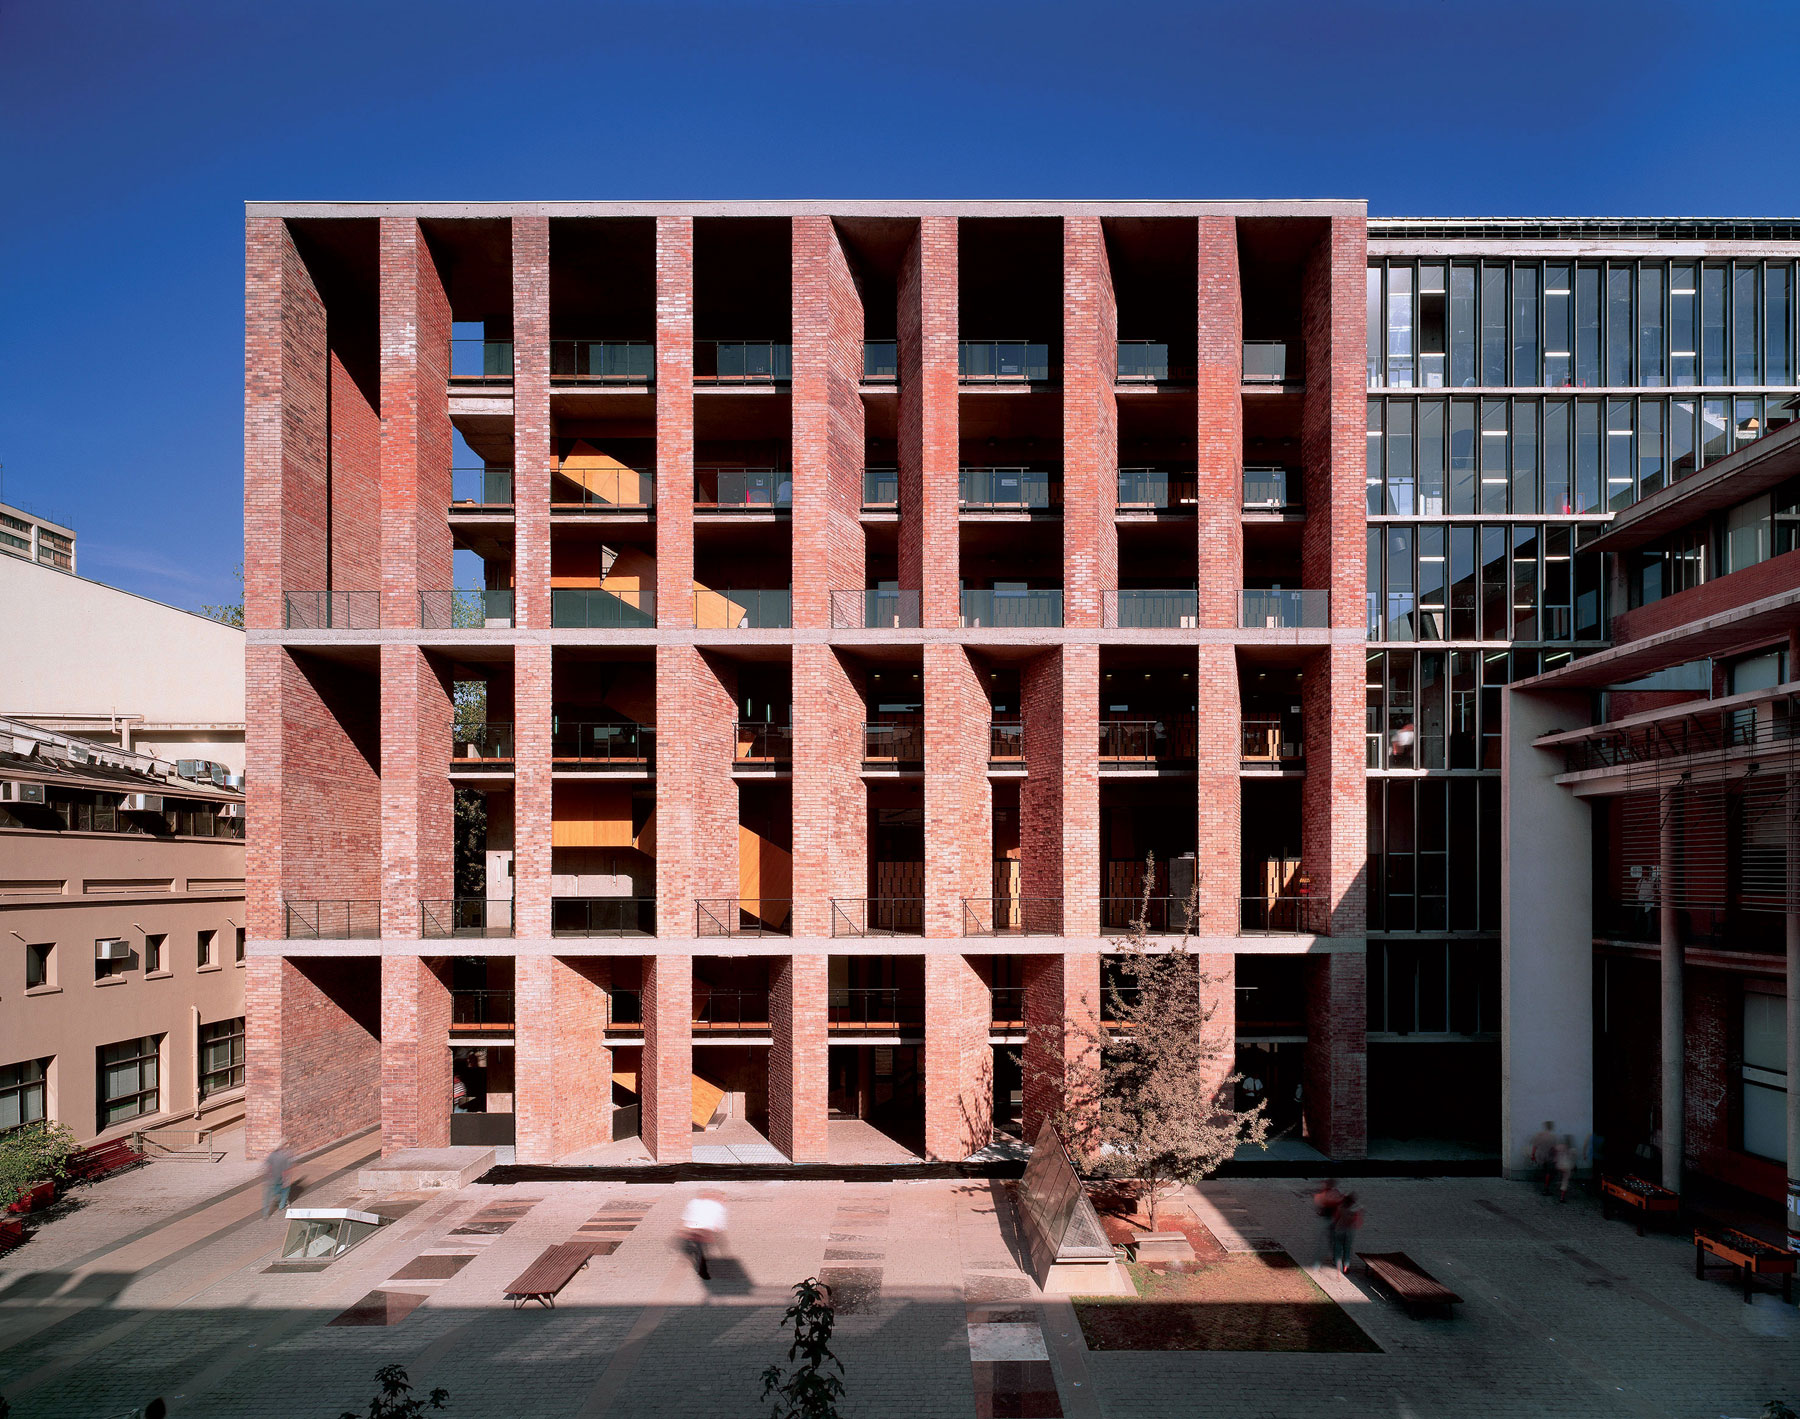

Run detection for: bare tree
[[1056, 862, 1269, 1230]]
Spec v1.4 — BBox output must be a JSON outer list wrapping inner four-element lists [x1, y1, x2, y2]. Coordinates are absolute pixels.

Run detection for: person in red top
[[1312, 1179, 1344, 1266]]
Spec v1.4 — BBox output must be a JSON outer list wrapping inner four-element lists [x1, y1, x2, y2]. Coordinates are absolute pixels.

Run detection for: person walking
[[261, 1143, 295, 1218], [680, 1190, 727, 1281], [1312, 1178, 1344, 1266], [1553, 1134, 1577, 1202], [1332, 1192, 1363, 1273], [1528, 1120, 1558, 1194]]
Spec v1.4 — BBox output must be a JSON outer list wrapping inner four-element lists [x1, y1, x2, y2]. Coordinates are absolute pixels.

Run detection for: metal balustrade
[[605, 989, 643, 1033], [420, 589, 513, 629], [420, 898, 514, 939], [550, 587, 655, 628], [829, 588, 921, 629], [450, 989, 515, 1030], [552, 467, 655, 511], [1239, 896, 1327, 934], [549, 339, 654, 382], [960, 589, 1063, 628], [552, 897, 656, 937], [734, 721, 793, 765], [696, 340, 792, 383], [862, 718, 924, 767], [1098, 716, 1196, 763], [450, 468, 514, 507], [1243, 339, 1299, 385], [962, 897, 1063, 936], [830, 898, 925, 937], [828, 987, 925, 1032], [695, 468, 791, 510], [990, 985, 1026, 1025], [1116, 468, 1198, 509], [1242, 465, 1299, 510], [862, 341, 897, 381], [959, 340, 1050, 383], [862, 466, 899, 506], [453, 721, 515, 762], [694, 588, 791, 629], [1240, 718, 1303, 767], [1238, 589, 1329, 629], [1115, 340, 1170, 382], [283, 899, 380, 941], [959, 467, 1058, 510], [990, 720, 1024, 763], [449, 339, 513, 380], [695, 898, 792, 937], [551, 721, 653, 764], [1099, 896, 1197, 935], [1103, 590, 1198, 628], [283, 591, 379, 630], [693, 990, 771, 1033]]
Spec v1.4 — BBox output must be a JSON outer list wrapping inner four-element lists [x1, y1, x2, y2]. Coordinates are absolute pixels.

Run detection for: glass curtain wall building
[[1362, 218, 1800, 1148]]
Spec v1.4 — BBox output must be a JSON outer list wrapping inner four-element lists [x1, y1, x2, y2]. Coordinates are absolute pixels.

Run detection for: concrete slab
[[356, 1147, 494, 1192], [1132, 1230, 1196, 1263]]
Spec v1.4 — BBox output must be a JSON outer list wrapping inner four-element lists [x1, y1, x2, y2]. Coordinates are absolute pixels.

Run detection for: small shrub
[[761, 1277, 845, 1419], [0, 1122, 79, 1208], [338, 1365, 447, 1419]]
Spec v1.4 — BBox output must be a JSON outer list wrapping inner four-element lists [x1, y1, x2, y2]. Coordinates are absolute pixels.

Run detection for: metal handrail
[[1239, 895, 1326, 935], [1240, 718, 1303, 764], [694, 588, 791, 629], [735, 721, 792, 764], [549, 339, 654, 382], [862, 341, 898, 381], [453, 721, 516, 761], [552, 466, 655, 511], [696, 340, 792, 383], [605, 989, 644, 1030], [283, 899, 380, 941], [1103, 590, 1198, 628], [990, 720, 1024, 762], [420, 588, 513, 629], [959, 340, 1050, 383], [1238, 589, 1329, 629], [829, 588, 921, 629], [1100, 896, 1198, 935], [550, 587, 656, 628], [693, 990, 772, 1031], [962, 897, 1063, 936], [283, 591, 379, 630], [1116, 468, 1198, 509], [828, 986, 925, 1030], [1242, 465, 1298, 509], [450, 468, 514, 507], [959, 467, 1058, 509], [420, 898, 514, 939], [862, 467, 899, 506], [551, 721, 653, 763], [1115, 341, 1171, 383], [695, 898, 792, 937], [960, 589, 1063, 628], [450, 988, 516, 1027], [990, 985, 1026, 1024], [694, 468, 792, 509], [552, 897, 655, 937], [862, 718, 924, 766], [830, 898, 925, 937], [1099, 716, 1196, 762], [449, 338, 513, 380]]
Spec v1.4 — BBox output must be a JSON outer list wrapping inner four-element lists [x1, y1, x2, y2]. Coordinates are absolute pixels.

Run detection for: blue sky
[[2, 0, 1794, 611]]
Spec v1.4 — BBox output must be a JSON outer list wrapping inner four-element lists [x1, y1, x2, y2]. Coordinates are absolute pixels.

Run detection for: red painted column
[[924, 951, 992, 1160], [924, 644, 991, 938], [1021, 952, 1101, 1140], [642, 953, 693, 1161], [790, 646, 866, 938], [381, 955, 452, 1153], [512, 217, 551, 630], [899, 217, 960, 628], [769, 954, 829, 1162], [514, 643, 553, 939], [1062, 217, 1118, 629], [1196, 215, 1245, 628], [655, 217, 695, 629]]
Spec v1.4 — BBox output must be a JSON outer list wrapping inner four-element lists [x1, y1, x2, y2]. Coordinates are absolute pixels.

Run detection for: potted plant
[[0, 1122, 78, 1214]]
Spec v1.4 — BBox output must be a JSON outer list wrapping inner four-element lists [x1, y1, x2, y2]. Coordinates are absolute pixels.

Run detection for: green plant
[[0, 1121, 79, 1208], [1762, 1401, 1798, 1419], [338, 1365, 447, 1419], [761, 1277, 845, 1419]]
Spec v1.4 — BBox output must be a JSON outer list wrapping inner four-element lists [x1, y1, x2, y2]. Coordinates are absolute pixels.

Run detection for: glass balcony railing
[[694, 588, 791, 629], [1240, 718, 1304, 767], [552, 721, 653, 764], [283, 591, 379, 630], [830, 588, 921, 629], [450, 339, 513, 380], [1242, 466, 1298, 510], [735, 721, 792, 765], [420, 589, 514, 629], [283, 899, 380, 941], [1238, 589, 1329, 630], [452, 721, 515, 762], [1116, 468, 1198, 510], [420, 898, 514, 939], [550, 587, 655, 629], [552, 466, 654, 511], [696, 341, 792, 384], [960, 588, 1063, 628], [863, 340, 897, 381], [552, 897, 656, 937], [863, 718, 924, 767], [989, 720, 1024, 763], [450, 467, 514, 508], [450, 989, 515, 1031], [694, 468, 791, 510], [830, 898, 925, 937], [1103, 590, 1198, 628], [959, 467, 1057, 510], [1116, 340, 1171, 383], [862, 466, 898, 507], [1243, 339, 1298, 385], [1099, 715, 1197, 763], [959, 340, 1050, 383], [549, 339, 654, 382]]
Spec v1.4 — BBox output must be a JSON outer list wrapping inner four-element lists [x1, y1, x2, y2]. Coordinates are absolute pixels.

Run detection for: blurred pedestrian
[[680, 1189, 727, 1281], [1583, 1131, 1607, 1195], [1553, 1134, 1577, 1202], [1312, 1178, 1343, 1265], [1332, 1192, 1363, 1273], [261, 1142, 295, 1218], [1528, 1120, 1558, 1194]]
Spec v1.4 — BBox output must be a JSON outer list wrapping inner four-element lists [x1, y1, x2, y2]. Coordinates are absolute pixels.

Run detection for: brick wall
[[1063, 218, 1118, 628], [1021, 952, 1101, 1138], [1304, 952, 1367, 1157], [380, 954, 451, 1152], [329, 348, 381, 595], [655, 217, 695, 628], [1303, 643, 1368, 936], [655, 646, 740, 936], [642, 953, 693, 1160], [924, 644, 991, 935], [1195, 216, 1244, 626], [273, 649, 381, 906], [1194, 952, 1237, 1104], [899, 218, 961, 627], [1195, 643, 1242, 932], [768, 953, 829, 1161], [1612, 548, 1800, 645], [516, 955, 613, 1162], [1300, 216, 1368, 628], [380, 644, 454, 936], [514, 644, 553, 937], [790, 646, 866, 937], [924, 952, 992, 1159], [1021, 648, 1098, 935], [513, 217, 551, 629], [247, 955, 381, 1157]]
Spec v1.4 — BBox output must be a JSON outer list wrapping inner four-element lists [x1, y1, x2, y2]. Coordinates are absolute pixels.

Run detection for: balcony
[[552, 721, 653, 767], [863, 341, 897, 382], [695, 898, 791, 937], [963, 897, 1062, 936], [959, 340, 1050, 384], [862, 466, 898, 508], [959, 467, 1058, 511], [450, 467, 514, 509], [551, 587, 655, 629], [1100, 896, 1197, 935], [1116, 468, 1197, 511], [1238, 589, 1329, 630], [283, 591, 379, 630], [830, 588, 921, 629], [1242, 339, 1299, 386], [283, 899, 380, 941], [1242, 466, 1300, 512], [553, 467, 654, 513], [605, 990, 643, 1035], [695, 340, 792, 385], [960, 588, 1063, 628], [1240, 718, 1303, 770], [694, 588, 791, 629], [453, 720, 515, 764], [552, 897, 655, 937], [990, 720, 1024, 765], [1099, 716, 1196, 765], [420, 898, 514, 940], [450, 339, 513, 382], [990, 986, 1025, 1029], [735, 721, 792, 767], [1239, 896, 1326, 935], [694, 468, 791, 512], [450, 989, 515, 1036], [420, 589, 514, 630], [829, 986, 925, 1034], [830, 898, 925, 937], [549, 339, 654, 383], [863, 718, 924, 768], [1116, 340, 1190, 384], [1103, 590, 1198, 629], [693, 989, 771, 1035]]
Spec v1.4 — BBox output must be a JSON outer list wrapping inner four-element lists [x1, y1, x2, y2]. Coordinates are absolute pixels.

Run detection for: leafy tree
[[0, 1121, 79, 1207], [451, 676, 489, 898], [199, 562, 245, 629], [1057, 865, 1269, 1230], [338, 1365, 447, 1419], [760, 1277, 845, 1419]]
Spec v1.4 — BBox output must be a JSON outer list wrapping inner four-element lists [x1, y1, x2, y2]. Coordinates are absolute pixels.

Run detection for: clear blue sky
[[2, 0, 1794, 612]]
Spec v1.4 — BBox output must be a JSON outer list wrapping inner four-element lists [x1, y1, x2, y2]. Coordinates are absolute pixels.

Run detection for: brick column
[[655, 217, 695, 629], [380, 644, 453, 938], [1062, 217, 1117, 629], [1196, 215, 1244, 628], [1021, 953, 1101, 1140], [245, 646, 288, 943], [924, 644, 991, 937], [247, 955, 381, 1158], [516, 955, 613, 1163], [379, 216, 452, 630], [791, 646, 865, 938], [1196, 644, 1242, 935], [1302, 643, 1367, 937], [1021, 648, 1097, 936], [642, 953, 693, 1161], [769, 954, 829, 1162], [792, 215, 865, 629], [654, 645, 739, 937], [512, 217, 551, 630], [1304, 951, 1367, 1158], [514, 644, 553, 939], [1195, 951, 1238, 1105], [924, 952, 992, 1160], [899, 217, 960, 628], [1300, 215, 1369, 635], [381, 955, 452, 1153]]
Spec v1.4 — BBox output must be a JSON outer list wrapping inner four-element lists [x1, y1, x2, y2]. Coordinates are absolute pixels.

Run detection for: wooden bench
[[1600, 1174, 1679, 1236], [1694, 1226, 1795, 1304], [66, 1137, 147, 1185], [0, 1218, 25, 1254], [1360, 1252, 1463, 1318], [503, 1243, 591, 1309]]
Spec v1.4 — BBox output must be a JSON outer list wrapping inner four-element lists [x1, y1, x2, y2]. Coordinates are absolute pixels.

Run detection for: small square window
[[197, 929, 216, 969], [144, 933, 165, 973], [95, 939, 129, 981], [26, 943, 53, 989]]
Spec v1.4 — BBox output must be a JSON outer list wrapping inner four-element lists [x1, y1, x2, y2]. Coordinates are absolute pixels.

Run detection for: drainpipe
[[1659, 785, 1683, 1196]]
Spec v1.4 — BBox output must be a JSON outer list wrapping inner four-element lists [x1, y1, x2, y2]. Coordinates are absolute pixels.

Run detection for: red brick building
[[242, 200, 1374, 1166]]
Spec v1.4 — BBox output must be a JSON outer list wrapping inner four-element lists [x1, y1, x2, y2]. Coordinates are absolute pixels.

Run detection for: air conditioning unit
[[95, 938, 131, 961], [216, 802, 245, 819], [119, 793, 164, 813], [226, 773, 246, 790], [176, 759, 203, 781], [0, 780, 47, 805]]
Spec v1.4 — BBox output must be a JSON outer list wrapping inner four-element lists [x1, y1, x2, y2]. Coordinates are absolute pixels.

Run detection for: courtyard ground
[[1, 1130, 1795, 1419]]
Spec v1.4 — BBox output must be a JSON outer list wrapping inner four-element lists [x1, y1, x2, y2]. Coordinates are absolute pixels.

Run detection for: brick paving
[[2, 1141, 1796, 1419]]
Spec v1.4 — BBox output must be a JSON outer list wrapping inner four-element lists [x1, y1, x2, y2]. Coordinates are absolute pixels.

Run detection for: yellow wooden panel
[[556, 439, 644, 506], [692, 1074, 726, 1129], [552, 783, 636, 848]]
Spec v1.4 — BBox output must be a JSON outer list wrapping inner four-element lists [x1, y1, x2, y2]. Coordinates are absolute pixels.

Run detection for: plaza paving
[[1, 1130, 1795, 1419]]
